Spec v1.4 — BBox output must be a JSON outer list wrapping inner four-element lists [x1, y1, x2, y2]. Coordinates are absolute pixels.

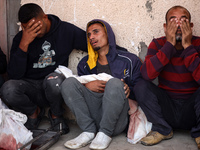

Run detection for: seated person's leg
[[133, 79, 173, 146], [43, 72, 69, 134], [61, 77, 97, 149], [190, 87, 200, 149], [90, 78, 129, 149], [1, 79, 45, 130]]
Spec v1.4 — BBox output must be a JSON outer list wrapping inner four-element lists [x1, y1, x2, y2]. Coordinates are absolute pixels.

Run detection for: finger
[[98, 87, 105, 92], [26, 19, 36, 29], [31, 21, 42, 32], [34, 24, 42, 35], [100, 81, 107, 85], [180, 19, 188, 35]]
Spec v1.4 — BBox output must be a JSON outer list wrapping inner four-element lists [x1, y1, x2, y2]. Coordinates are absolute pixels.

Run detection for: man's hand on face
[[19, 19, 42, 52], [85, 80, 107, 93], [180, 18, 192, 49], [165, 18, 178, 46]]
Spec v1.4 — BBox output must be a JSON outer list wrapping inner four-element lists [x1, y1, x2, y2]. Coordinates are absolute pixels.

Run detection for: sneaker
[[64, 132, 95, 149], [141, 130, 173, 146], [48, 110, 69, 134], [24, 108, 45, 130], [89, 132, 112, 150], [195, 136, 200, 149]]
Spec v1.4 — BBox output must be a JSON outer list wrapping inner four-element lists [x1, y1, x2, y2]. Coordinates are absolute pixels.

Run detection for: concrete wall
[[0, 0, 8, 55], [0, 0, 21, 60], [20, 0, 200, 74]]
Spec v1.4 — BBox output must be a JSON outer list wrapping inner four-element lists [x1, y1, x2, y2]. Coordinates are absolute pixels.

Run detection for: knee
[[61, 77, 80, 102], [133, 79, 150, 104], [43, 72, 65, 92], [61, 77, 79, 95], [1, 80, 19, 104], [106, 78, 124, 95]]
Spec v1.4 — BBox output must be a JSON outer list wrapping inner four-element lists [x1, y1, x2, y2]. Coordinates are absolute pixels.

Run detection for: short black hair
[[88, 21, 104, 28], [18, 3, 44, 23], [165, 5, 191, 23]]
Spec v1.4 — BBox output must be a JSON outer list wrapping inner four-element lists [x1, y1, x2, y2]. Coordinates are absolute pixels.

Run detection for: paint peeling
[[138, 42, 148, 61], [131, 41, 135, 47], [145, 0, 153, 13]]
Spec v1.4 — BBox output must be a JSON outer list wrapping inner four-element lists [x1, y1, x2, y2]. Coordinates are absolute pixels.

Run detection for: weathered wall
[[20, 0, 200, 74]]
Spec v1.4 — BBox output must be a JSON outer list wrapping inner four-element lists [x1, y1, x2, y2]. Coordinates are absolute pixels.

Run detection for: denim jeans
[[61, 77, 129, 136], [1, 72, 65, 117]]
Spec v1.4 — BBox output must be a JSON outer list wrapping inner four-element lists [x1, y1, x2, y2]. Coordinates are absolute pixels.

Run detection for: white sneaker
[[64, 132, 95, 149], [89, 132, 112, 150]]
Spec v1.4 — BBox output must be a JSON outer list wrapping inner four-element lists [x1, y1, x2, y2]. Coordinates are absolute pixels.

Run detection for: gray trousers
[[61, 77, 129, 137]]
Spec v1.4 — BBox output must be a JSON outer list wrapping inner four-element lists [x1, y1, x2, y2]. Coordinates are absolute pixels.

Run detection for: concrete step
[[36, 117, 197, 150]]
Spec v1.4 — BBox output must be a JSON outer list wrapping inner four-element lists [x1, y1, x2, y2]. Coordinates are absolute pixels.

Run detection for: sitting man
[[1, 3, 87, 134], [61, 19, 142, 149], [0, 47, 7, 88], [134, 5, 200, 149]]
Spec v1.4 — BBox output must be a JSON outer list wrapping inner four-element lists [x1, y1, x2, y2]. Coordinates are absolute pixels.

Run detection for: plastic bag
[[0, 99, 33, 150], [127, 99, 152, 144], [0, 98, 8, 109]]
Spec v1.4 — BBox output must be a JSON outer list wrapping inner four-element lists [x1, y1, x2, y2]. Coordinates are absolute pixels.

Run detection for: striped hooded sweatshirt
[[141, 36, 200, 99]]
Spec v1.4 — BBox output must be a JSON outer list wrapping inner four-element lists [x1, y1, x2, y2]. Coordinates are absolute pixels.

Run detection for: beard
[[93, 46, 101, 51], [176, 33, 182, 42], [176, 26, 182, 42]]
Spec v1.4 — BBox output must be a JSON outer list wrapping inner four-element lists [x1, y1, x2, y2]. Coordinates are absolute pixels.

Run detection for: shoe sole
[[141, 135, 173, 146], [64, 141, 92, 149]]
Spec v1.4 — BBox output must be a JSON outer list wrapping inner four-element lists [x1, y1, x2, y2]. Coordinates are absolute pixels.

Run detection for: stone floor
[[34, 117, 198, 150]]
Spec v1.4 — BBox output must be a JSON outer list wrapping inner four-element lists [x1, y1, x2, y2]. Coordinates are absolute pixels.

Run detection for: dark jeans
[[1, 72, 65, 117], [134, 79, 200, 138]]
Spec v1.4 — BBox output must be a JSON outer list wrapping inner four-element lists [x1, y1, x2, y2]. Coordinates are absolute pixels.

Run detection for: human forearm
[[141, 41, 176, 80]]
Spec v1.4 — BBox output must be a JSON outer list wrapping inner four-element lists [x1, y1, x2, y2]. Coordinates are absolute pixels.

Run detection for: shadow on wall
[[138, 41, 158, 85], [138, 41, 148, 62]]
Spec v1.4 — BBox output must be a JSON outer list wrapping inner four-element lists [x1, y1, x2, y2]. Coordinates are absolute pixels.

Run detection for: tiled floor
[[35, 117, 197, 150]]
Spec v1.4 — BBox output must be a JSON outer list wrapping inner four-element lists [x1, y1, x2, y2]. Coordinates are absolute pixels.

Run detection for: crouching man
[[134, 5, 200, 149], [61, 19, 142, 149]]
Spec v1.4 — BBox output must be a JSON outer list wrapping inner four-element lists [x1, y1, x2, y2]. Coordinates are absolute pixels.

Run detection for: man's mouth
[[91, 41, 98, 46]]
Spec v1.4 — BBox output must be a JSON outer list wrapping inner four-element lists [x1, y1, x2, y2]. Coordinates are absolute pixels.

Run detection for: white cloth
[[55, 65, 113, 83]]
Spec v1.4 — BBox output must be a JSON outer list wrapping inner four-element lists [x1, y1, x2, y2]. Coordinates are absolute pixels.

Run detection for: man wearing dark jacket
[[0, 47, 7, 88], [1, 3, 87, 134], [61, 19, 142, 149]]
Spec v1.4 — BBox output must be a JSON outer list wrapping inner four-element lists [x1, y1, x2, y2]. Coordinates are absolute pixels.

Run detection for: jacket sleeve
[[129, 55, 142, 100], [72, 25, 87, 52], [181, 45, 200, 84], [7, 34, 28, 79], [77, 56, 88, 76], [140, 39, 176, 81], [0, 47, 7, 74]]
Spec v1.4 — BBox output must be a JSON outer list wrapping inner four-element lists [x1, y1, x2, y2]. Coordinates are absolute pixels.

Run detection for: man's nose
[[177, 20, 181, 26], [89, 34, 94, 40]]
